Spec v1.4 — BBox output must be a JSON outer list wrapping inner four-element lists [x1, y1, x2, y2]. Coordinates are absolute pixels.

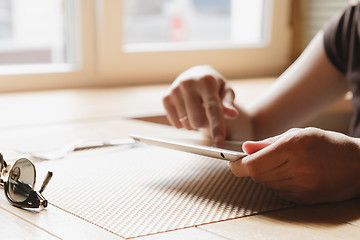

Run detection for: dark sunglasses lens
[[8, 158, 35, 202]]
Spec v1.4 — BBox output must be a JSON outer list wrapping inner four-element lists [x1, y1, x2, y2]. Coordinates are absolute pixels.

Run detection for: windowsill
[[0, 63, 79, 76], [123, 41, 269, 53]]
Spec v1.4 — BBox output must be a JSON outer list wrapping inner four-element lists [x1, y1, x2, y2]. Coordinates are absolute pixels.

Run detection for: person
[[162, 2, 360, 205]]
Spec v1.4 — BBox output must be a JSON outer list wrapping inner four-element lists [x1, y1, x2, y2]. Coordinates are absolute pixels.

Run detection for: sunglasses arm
[[39, 171, 53, 194]]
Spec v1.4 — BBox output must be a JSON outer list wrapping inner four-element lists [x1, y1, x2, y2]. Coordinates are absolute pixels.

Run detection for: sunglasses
[[0, 153, 52, 208]]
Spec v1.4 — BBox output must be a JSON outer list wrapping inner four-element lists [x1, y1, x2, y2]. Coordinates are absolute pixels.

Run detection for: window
[[0, 0, 292, 92], [0, 0, 67, 66], [98, 0, 291, 85], [291, 0, 349, 60], [304, 0, 349, 45], [0, 0, 96, 92], [0, 0, 11, 40], [123, 0, 267, 51]]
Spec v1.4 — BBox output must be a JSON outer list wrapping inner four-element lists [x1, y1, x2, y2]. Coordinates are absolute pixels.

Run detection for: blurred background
[[0, 0, 65, 65], [0, 0, 350, 92]]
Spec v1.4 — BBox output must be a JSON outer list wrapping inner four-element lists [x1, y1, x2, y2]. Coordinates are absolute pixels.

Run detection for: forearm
[[248, 32, 347, 139]]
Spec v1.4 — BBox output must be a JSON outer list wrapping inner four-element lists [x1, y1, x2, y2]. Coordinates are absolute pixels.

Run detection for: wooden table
[[0, 78, 359, 240]]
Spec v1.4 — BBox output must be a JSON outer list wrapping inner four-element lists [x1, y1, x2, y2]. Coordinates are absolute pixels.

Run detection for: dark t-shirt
[[324, 2, 360, 137]]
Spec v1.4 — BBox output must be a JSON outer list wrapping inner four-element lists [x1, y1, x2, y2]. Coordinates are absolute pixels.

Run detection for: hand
[[230, 128, 360, 204], [163, 65, 238, 145]]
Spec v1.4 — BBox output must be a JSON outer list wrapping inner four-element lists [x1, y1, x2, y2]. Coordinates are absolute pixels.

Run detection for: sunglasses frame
[[0, 154, 52, 209]]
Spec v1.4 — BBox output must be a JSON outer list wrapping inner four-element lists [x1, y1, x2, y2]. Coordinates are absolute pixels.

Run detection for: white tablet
[[129, 134, 247, 162]]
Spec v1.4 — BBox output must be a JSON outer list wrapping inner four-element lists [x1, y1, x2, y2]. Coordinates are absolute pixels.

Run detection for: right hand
[[230, 127, 360, 204], [162, 65, 238, 145]]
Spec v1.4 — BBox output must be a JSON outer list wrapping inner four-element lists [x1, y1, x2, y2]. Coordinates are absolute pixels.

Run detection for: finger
[[229, 160, 249, 177], [169, 88, 193, 130], [203, 96, 226, 145], [197, 77, 226, 145], [242, 128, 299, 155], [242, 141, 272, 155], [241, 129, 307, 178], [251, 162, 289, 183], [231, 147, 289, 180], [180, 82, 208, 129], [242, 133, 284, 155], [251, 128, 299, 145], [163, 96, 182, 128]]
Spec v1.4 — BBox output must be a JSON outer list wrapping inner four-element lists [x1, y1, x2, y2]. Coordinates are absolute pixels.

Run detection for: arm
[[228, 31, 348, 140], [228, 32, 360, 205], [163, 32, 348, 144]]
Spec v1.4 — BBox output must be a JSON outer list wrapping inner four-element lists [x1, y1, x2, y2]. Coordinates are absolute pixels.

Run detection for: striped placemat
[[37, 146, 293, 239]]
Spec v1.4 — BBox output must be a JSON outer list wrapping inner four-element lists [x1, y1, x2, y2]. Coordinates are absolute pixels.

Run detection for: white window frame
[[97, 0, 292, 86], [0, 0, 292, 92], [0, 0, 96, 92]]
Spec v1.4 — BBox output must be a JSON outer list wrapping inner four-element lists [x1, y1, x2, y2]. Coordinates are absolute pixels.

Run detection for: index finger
[[197, 76, 226, 145], [203, 96, 226, 145]]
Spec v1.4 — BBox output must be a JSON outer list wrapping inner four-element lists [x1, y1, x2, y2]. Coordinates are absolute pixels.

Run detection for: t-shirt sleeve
[[323, 4, 357, 74]]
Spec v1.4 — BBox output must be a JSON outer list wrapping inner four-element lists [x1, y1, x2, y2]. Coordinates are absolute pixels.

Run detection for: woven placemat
[[36, 146, 293, 239]]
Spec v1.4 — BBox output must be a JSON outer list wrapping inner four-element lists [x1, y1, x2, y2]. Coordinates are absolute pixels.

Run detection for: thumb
[[242, 128, 300, 154], [242, 141, 272, 155], [242, 135, 282, 154], [230, 135, 281, 178]]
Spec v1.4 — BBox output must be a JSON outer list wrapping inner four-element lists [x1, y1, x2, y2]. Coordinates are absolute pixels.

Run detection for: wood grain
[[0, 80, 357, 239]]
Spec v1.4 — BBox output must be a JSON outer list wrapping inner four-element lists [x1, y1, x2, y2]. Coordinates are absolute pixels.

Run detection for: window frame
[[0, 0, 96, 92], [97, 0, 292, 86], [0, 0, 293, 92]]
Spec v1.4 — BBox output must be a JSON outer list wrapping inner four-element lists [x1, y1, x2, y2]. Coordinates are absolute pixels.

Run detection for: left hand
[[162, 65, 238, 145], [230, 127, 360, 204]]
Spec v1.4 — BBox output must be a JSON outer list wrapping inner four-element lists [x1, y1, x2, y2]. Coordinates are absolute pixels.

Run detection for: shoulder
[[323, 2, 360, 74]]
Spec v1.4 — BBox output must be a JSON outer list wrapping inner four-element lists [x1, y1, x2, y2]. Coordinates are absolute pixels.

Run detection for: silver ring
[[179, 116, 188, 122]]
